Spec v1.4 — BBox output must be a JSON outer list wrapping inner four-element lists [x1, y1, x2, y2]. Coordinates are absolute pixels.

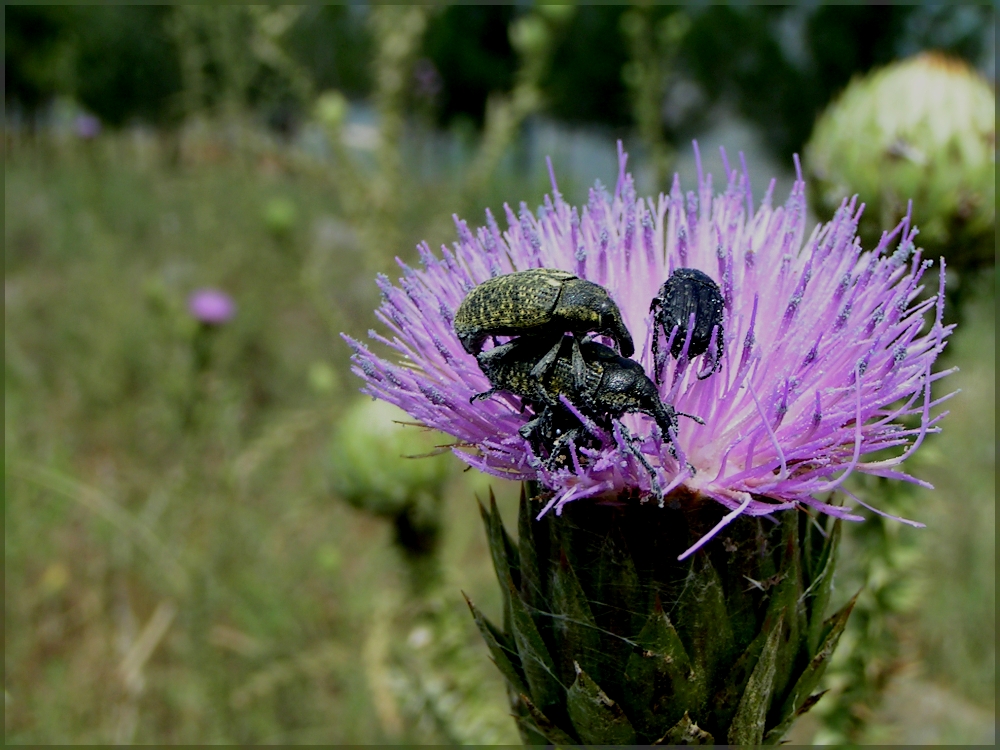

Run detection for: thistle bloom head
[[74, 113, 101, 140], [188, 288, 236, 325], [345, 143, 953, 556]]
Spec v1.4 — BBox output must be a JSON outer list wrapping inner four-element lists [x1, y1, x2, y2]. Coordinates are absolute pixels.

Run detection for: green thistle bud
[[330, 399, 452, 565], [509, 16, 550, 58], [331, 398, 451, 516], [262, 196, 298, 238], [805, 52, 995, 272], [467, 485, 854, 744], [315, 89, 349, 130]]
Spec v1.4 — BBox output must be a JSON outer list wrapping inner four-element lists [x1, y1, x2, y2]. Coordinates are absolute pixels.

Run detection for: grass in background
[[4, 129, 524, 743], [5, 127, 994, 743], [798, 268, 995, 745], [911, 271, 995, 706]]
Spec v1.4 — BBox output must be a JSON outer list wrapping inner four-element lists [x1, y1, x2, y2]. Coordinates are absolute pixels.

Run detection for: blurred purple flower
[[75, 114, 101, 140], [344, 143, 954, 557], [413, 58, 442, 99], [188, 288, 236, 325]]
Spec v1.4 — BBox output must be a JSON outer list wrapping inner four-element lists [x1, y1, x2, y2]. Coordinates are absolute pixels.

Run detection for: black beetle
[[650, 267, 725, 382], [454, 269, 634, 388], [473, 335, 701, 479]]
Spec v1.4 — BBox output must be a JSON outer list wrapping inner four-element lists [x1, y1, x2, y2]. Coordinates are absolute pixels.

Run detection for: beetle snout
[[602, 311, 635, 357]]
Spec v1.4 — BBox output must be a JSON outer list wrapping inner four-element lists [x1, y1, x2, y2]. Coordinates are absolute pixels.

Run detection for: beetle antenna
[[677, 410, 705, 425]]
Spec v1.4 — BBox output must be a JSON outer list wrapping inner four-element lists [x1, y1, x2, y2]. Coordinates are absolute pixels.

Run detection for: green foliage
[[910, 274, 995, 706], [813, 276, 995, 741], [620, 7, 691, 189], [3, 130, 523, 743], [423, 6, 518, 129], [10, 4, 991, 164], [5, 6, 182, 126], [680, 5, 993, 159], [543, 6, 633, 128], [284, 6, 373, 100], [5, 6, 74, 111], [471, 487, 850, 743], [71, 6, 183, 126], [262, 196, 299, 238], [370, 592, 521, 743], [330, 398, 453, 587]]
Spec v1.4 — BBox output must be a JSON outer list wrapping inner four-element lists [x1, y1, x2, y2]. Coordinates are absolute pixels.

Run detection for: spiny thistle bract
[[470, 485, 849, 744], [343, 144, 953, 742]]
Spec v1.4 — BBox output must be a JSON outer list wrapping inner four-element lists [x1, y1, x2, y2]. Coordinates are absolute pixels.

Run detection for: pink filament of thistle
[[840, 487, 926, 528], [678, 493, 754, 561], [748, 381, 788, 481], [813, 361, 865, 494]]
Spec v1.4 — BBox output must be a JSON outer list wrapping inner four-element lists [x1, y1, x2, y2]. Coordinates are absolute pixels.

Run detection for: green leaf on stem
[[508, 575, 564, 716], [518, 692, 576, 744], [464, 592, 527, 695], [765, 592, 858, 743], [653, 711, 715, 745], [728, 613, 783, 745], [675, 553, 735, 707], [623, 600, 696, 737], [567, 661, 637, 744], [550, 549, 601, 684]]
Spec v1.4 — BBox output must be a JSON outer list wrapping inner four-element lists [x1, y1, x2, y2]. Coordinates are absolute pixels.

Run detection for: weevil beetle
[[473, 335, 701, 478], [454, 269, 634, 356], [650, 267, 725, 382], [454, 269, 634, 389]]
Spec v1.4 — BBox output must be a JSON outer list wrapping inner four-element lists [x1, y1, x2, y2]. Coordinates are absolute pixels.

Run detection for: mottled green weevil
[[454, 268, 634, 388]]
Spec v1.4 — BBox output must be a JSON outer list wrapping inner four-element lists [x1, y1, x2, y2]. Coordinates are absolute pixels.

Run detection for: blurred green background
[[5, 4, 994, 744]]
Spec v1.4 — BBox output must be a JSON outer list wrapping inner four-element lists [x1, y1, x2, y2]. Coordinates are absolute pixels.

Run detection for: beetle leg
[[528, 335, 564, 386], [676, 409, 705, 425], [695, 324, 723, 380], [652, 405, 681, 460], [652, 408, 696, 478], [518, 414, 544, 441], [616, 421, 662, 503], [519, 408, 556, 471], [470, 388, 496, 403], [650, 298, 662, 384], [477, 340, 517, 361], [520, 402, 555, 438], [651, 329, 661, 385], [657, 348, 670, 386], [570, 336, 590, 393], [545, 425, 584, 471]]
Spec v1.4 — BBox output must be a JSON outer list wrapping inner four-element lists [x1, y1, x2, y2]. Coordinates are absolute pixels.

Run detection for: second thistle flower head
[[345, 143, 953, 555], [188, 288, 236, 326]]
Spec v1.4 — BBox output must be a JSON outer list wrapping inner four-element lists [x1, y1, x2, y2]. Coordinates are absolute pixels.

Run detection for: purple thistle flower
[[188, 288, 236, 325], [75, 114, 102, 140], [344, 143, 954, 558], [413, 58, 443, 99]]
